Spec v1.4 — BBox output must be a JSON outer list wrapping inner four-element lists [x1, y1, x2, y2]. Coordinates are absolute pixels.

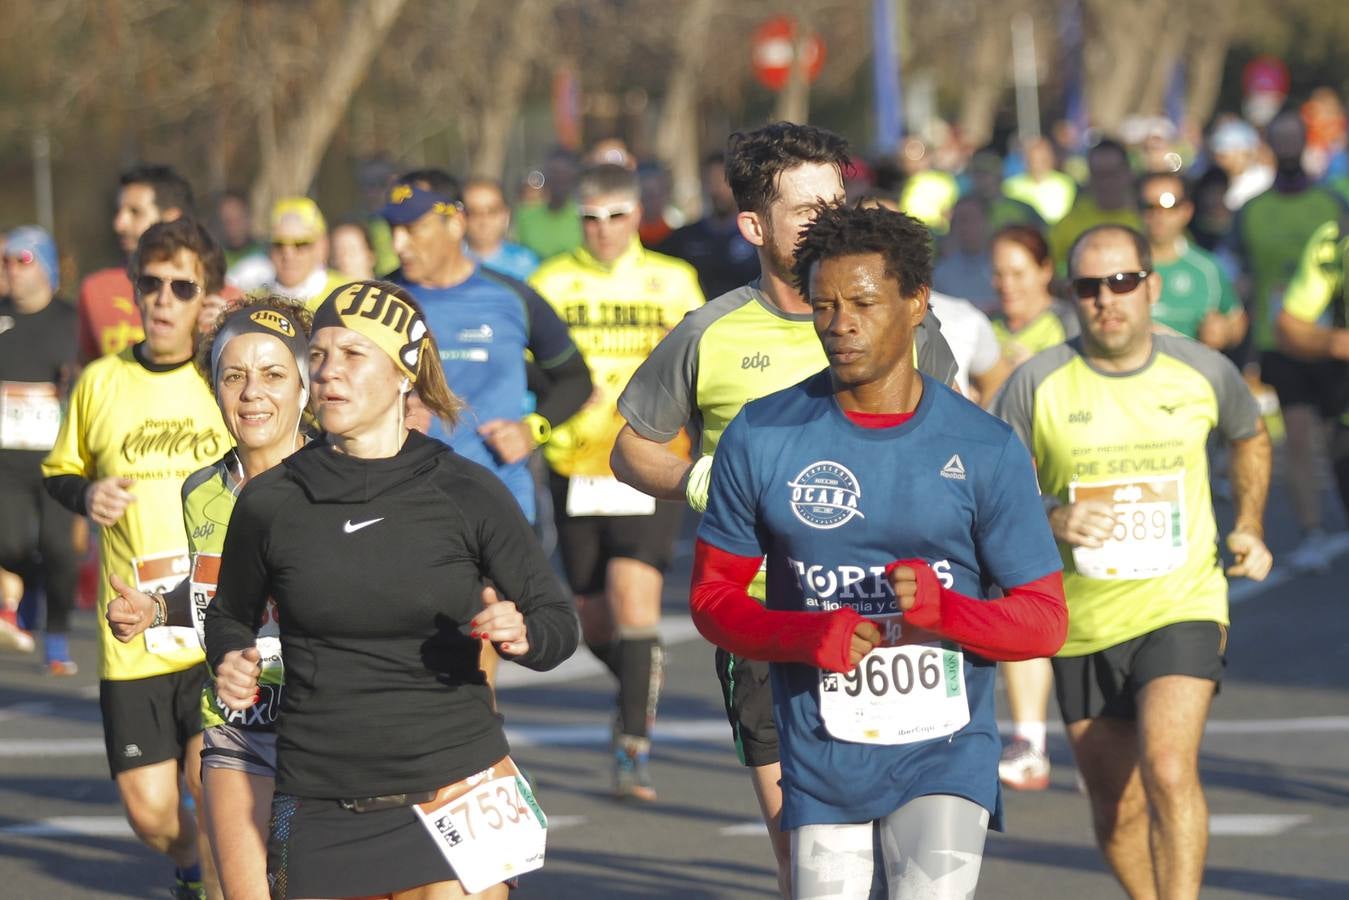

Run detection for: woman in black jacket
[[206, 280, 578, 900]]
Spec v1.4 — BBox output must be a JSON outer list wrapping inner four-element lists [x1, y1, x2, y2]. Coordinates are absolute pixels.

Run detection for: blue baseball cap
[[5, 226, 59, 292], [378, 184, 460, 226]]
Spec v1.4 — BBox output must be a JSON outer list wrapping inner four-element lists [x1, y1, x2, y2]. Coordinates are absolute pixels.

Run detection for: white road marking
[[0, 816, 134, 838], [1207, 814, 1310, 836], [0, 814, 587, 841], [718, 815, 1313, 839], [0, 738, 104, 758]]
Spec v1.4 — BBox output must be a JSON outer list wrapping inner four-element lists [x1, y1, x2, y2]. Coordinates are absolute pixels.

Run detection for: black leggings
[[0, 463, 77, 633]]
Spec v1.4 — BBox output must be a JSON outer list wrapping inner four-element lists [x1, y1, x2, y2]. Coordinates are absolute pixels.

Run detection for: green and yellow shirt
[[993, 335, 1260, 655], [182, 454, 284, 730]]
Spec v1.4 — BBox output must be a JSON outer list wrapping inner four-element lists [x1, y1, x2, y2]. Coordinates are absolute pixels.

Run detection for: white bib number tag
[[189, 553, 281, 665], [818, 618, 969, 745], [413, 757, 547, 893], [1069, 475, 1187, 579], [566, 475, 656, 517], [0, 381, 60, 451], [132, 550, 196, 656]]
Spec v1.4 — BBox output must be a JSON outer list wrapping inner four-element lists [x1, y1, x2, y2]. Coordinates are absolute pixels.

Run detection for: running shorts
[[714, 647, 779, 767], [1260, 350, 1349, 419], [201, 723, 277, 778], [99, 664, 207, 776], [548, 472, 683, 596], [1053, 620, 1227, 724], [268, 792, 456, 899]]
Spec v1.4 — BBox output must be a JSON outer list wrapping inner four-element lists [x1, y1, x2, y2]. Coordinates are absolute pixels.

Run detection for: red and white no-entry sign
[[751, 16, 826, 92]]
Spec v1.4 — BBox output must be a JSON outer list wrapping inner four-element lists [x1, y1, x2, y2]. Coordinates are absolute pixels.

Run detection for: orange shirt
[[77, 267, 143, 362]]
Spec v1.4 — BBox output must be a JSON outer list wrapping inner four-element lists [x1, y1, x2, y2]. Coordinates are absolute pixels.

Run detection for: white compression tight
[[791, 794, 990, 900]]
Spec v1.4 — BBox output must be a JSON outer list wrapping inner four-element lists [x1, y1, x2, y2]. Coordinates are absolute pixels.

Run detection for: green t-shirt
[[993, 335, 1260, 655], [514, 201, 583, 262], [1152, 242, 1239, 339], [1235, 185, 1349, 350]]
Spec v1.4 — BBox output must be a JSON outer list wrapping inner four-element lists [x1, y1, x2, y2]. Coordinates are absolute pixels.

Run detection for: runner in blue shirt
[[381, 170, 591, 523], [691, 203, 1067, 899], [462, 177, 541, 282]]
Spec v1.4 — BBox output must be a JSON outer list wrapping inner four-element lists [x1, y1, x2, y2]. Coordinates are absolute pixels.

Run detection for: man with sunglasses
[[0, 227, 79, 671], [231, 197, 347, 311], [529, 163, 704, 802], [77, 164, 194, 362], [994, 223, 1273, 900], [1139, 171, 1246, 350], [44, 219, 230, 900]]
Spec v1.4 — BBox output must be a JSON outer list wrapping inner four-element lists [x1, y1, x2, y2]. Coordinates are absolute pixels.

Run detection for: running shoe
[[613, 735, 657, 802], [46, 659, 79, 677], [0, 613, 35, 654], [998, 737, 1050, 791], [171, 876, 205, 900]]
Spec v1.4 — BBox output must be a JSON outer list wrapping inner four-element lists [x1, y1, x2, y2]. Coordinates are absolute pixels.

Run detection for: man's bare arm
[[611, 424, 693, 501], [1230, 419, 1272, 539]]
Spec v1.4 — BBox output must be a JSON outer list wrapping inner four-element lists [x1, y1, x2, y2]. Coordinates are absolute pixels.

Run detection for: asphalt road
[[2, 483, 1347, 899]]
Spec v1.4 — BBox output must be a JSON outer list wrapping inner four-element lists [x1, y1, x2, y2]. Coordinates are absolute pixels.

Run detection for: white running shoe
[[999, 737, 1050, 791], [0, 616, 36, 654]]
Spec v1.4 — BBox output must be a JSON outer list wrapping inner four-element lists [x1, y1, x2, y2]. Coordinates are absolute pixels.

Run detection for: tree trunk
[[1183, 3, 1232, 129], [470, 0, 560, 179], [1081, 0, 1169, 132], [958, 12, 1010, 149], [249, 0, 410, 216], [1133, 4, 1186, 116], [654, 0, 717, 220]]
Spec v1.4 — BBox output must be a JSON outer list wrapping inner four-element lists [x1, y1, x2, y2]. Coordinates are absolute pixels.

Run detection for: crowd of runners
[[0, 94, 1347, 899]]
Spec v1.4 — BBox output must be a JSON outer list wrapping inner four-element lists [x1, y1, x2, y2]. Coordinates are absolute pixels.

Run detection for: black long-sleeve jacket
[[205, 430, 578, 799]]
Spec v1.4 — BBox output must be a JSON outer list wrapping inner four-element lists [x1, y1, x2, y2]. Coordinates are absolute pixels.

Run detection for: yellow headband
[[312, 282, 430, 381]]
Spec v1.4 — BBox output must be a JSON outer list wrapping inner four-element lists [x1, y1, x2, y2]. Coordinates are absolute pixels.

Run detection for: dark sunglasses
[[135, 275, 202, 301], [1072, 270, 1150, 301], [271, 239, 316, 250]]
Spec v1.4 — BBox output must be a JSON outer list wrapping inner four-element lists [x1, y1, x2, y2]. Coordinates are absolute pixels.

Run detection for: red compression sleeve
[[690, 539, 863, 673], [884, 559, 1067, 661]]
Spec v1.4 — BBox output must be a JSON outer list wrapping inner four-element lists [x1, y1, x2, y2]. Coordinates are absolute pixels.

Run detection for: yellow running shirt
[[993, 335, 1260, 656], [42, 347, 229, 680], [530, 239, 704, 477]]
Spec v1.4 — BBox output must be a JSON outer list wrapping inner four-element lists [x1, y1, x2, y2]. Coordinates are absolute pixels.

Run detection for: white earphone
[[399, 377, 412, 394]]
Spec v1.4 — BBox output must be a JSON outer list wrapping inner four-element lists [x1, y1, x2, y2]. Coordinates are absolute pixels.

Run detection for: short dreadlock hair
[[791, 203, 933, 298]]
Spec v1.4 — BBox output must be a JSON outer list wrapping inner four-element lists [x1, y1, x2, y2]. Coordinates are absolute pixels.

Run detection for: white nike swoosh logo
[[343, 518, 384, 534]]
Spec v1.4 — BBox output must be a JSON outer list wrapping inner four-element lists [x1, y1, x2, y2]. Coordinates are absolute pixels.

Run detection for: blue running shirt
[[395, 267, 576, 521], [699, 371, 1061, 829]]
